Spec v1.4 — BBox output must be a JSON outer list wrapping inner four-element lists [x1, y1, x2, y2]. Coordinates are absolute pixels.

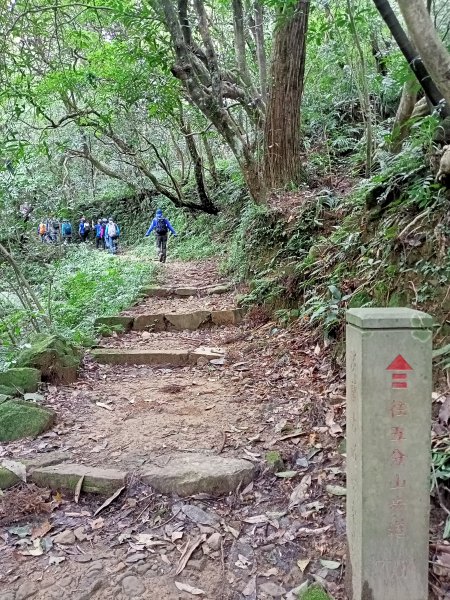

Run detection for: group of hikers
[[36, 209, 176, 261], [38, 216, 121, 254]]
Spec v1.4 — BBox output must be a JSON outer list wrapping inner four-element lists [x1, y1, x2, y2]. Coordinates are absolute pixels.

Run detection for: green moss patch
[[0, 400, 55, 442], [0, 367, 41, 393]]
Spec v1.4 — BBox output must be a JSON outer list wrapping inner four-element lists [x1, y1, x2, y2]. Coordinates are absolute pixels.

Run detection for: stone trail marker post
[[346, 308, 433, 600]]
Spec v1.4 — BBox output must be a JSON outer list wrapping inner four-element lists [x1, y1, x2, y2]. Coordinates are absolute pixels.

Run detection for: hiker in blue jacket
[[145, 209, 176, 263]]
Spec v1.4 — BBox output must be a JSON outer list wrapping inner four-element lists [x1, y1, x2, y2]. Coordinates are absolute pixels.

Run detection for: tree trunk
[[180, 119, 218, 214], [202, 134, 220, 187], [372, 0, 449, 117], [397, 0, 450, 108], [232, 0, 249, 83], [264, 0, 310, 189], [252, 0, 267, 103], [389, 79, 419, 153]]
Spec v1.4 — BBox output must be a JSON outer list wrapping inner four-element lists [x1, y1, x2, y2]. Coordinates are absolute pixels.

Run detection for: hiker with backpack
[[145, 209, 176, 263], [105, 217, 120, 254], [38, 221, 47, 242], [61, 219, 72, 244], [45, 217, 59, 243], [79, 217, 90, 242], [94, 219, 105, 250]]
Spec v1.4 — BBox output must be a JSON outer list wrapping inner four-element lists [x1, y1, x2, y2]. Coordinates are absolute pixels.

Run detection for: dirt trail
[[0, 258, 348, 600]]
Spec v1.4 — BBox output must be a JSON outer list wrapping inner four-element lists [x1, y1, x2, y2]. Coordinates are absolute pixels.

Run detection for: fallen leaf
[[8, 525, 32, 538], [320, 559, 341, 570], [176, 535, 206, 575], [32, 521, 53, 540], [134, 534, 166, 548], [20, 538, 45, 556], [242, 576, 256, 596], [297, 558, 310, 572], [439, 397, 450, 424], [89, 517, 104, 530], [289, 474, 312, 509], [125, 553, 146, 563], [174, 582, 205, 595], [74, 527, 88, 542], [24, 393, 45, 402], [243, 514, 268, 524], [326, 485, 347, 496], [172, 531, 184, 543], [95, 402, 114, 411], [48, 555, 66, 566], [74, 476, 84, 504], [2, 459, 26, 482], [275, 471, 297, 478], [93, 486, 125, 517]]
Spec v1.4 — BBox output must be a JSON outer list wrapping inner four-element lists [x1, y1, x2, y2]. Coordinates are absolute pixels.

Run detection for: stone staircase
[[92, 283, 244, 367]]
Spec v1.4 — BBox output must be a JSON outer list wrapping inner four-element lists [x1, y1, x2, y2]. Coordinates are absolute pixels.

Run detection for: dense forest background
[[1, 0, 450, 365]]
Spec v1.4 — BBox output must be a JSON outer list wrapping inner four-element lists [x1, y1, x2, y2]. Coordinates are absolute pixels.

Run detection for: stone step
[[140, 283, 231, 298], [90, 346, 225, 367], [95, 308, 245, 333], [141, 452, 255, 497], [30, 463, 127, 495]]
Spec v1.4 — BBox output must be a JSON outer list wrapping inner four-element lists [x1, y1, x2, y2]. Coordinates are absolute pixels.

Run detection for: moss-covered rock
[[0, 467, 20, 489], [0, 385, 15, 398], [15, 334, 81, 384], [265, 450, 284, 472], [94, 315, 134, 332], [299, 585, 331, 600], [0, 367, 41, 393], [0, 400, 56, 442]]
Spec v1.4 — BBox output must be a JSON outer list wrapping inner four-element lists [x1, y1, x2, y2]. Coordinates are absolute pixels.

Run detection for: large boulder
[[0, 368, 40, 394], [0, 400, 56, 442], [15, 334, 81, 384]]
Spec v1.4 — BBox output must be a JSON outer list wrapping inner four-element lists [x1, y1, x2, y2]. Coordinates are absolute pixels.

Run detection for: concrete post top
[[346, 308, 433, 329]]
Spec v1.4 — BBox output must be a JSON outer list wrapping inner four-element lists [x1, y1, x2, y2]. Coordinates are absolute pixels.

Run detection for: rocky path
[[0, 259, 348, 600]]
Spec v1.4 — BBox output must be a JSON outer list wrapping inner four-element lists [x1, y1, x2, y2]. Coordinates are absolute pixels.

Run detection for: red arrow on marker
[[386, 355, 413, 371]]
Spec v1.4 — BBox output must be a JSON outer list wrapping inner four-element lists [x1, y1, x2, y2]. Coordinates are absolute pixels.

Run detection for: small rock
[[187, 557, 208, 571], [259, 582, 286, 597], [53, 529, 76, 545], [74, 578, 103, 600], [122, 575, 145, 597], [135, 563, 152, 575], [16, 582, 38, 600], [206, 532, 222, 550], [182, 504, 219, 526], [196, 356, 208, 366], [265, 451, 284, 472], [141, 332, 152, 340]]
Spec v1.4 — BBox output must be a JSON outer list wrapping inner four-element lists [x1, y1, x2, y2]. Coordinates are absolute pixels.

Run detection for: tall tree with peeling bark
[[264, 0, 310, 189], [396, 0, 450, 108], [156, 0, 267, 203]]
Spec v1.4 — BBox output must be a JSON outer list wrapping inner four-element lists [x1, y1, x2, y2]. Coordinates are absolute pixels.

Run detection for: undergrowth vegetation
[[0, 246, 154, 368]]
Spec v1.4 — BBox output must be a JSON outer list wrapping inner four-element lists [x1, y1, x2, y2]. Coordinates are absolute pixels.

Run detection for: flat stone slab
[[94, 316, 134, 332], [0, 451, 72, 490], [211, 308, 245, 326], [142, 453, 254, 497], [132, 313, 166, 332], [30, 463, 127, 495], [165, 310, 211, 331], [91, 348, 191, 366], [141, 284, 231, 298], [91, 347, 225, 367]]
